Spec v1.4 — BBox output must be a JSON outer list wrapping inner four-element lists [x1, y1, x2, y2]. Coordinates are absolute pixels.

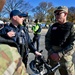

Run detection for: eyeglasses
[[55, 12, 65, 16], [18, 16, 23, 18]]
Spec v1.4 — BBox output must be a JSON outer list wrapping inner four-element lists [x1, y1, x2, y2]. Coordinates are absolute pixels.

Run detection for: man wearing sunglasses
[[45, 6, 75, 75]]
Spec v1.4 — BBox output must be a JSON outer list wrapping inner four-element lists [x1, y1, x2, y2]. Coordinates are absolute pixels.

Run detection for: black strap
[[0, 36, 20, 52]]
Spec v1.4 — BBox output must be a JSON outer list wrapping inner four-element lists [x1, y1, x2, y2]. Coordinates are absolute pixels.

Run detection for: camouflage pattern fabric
[[0, 44, 28, 75], [47, 48, 75, 75]]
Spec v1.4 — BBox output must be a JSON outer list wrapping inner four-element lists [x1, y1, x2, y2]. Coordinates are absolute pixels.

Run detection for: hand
[[35, 51, 42, 56], [50, 53, 60, 62], [7, 30, 15, 37]]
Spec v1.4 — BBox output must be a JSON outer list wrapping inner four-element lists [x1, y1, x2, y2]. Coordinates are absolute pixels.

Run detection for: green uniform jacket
[[32, 24, 41, 34], [0, 44, 28, 75]]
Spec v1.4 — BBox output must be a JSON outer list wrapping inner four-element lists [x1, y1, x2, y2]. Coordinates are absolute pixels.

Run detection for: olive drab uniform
[[45, 22, 75, 75]]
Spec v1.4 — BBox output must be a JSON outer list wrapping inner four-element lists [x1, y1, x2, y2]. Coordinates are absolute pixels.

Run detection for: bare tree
[[47, 7, 55, 23], [68, 7, 75, 23], [32, 1, 53, 22], [1, 0, 32, 18]]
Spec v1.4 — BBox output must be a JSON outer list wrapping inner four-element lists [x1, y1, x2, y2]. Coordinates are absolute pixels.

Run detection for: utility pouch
[[18, 36, 23, 44]]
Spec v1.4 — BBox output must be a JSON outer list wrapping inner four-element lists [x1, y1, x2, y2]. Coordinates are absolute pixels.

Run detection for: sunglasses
[[55, 12, 65, 16], [18, 16, 23, 18]]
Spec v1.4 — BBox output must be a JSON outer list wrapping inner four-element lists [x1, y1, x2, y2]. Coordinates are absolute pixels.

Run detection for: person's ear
[[13, 16, 17, 20], [64, 13, 68, 17], [65, 12, 68, 15]]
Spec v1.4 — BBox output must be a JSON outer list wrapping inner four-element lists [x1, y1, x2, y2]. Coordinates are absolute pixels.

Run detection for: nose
[[22, 17, 25, 20]]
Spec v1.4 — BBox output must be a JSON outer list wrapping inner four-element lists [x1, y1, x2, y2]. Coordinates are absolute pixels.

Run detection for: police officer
[[1, 10, 42, 68], [32, 19, 41, 51], [45, 6, 75, 75], [0, 0, 29, 75]]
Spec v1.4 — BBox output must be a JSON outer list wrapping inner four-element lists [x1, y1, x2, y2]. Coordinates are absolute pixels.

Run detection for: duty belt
[[52, 45, 73, 53], [52, 46, 62, 52]]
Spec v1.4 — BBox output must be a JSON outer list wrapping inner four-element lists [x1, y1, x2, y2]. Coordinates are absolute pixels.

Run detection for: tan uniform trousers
[[47, 46, 75, 75]]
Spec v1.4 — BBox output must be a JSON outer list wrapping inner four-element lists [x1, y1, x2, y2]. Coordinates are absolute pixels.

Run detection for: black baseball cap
[[34, 19, 38, 23], [10, 10, 28, 18]]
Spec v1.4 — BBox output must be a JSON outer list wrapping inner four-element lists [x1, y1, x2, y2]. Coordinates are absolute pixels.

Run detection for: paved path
[[27, 28, 75, 75]]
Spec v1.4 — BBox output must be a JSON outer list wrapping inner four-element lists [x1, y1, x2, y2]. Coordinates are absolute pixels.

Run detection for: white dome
[[0, 20, 4, 24]]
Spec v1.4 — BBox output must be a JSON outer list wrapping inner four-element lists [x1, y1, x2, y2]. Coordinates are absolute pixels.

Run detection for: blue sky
[[26, 0, 75, 7], [26, 0, 75, 16]]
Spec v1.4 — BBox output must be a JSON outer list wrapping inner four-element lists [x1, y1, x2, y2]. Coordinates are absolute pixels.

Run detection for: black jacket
[[0, 23, 37, 54]]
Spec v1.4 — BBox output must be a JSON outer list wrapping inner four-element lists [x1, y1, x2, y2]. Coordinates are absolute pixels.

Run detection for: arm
[[0, 25, 15, 38], [0, 26, 9, 37], [70, 24, 75, 43], [61, 24, 75, 54], [24, 28, 41, 55]]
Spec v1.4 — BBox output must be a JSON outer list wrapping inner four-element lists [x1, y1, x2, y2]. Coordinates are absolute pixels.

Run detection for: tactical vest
[[50, 22, 73, 47], [32, 24, 41, 34], [35, 24, 41, 34]]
